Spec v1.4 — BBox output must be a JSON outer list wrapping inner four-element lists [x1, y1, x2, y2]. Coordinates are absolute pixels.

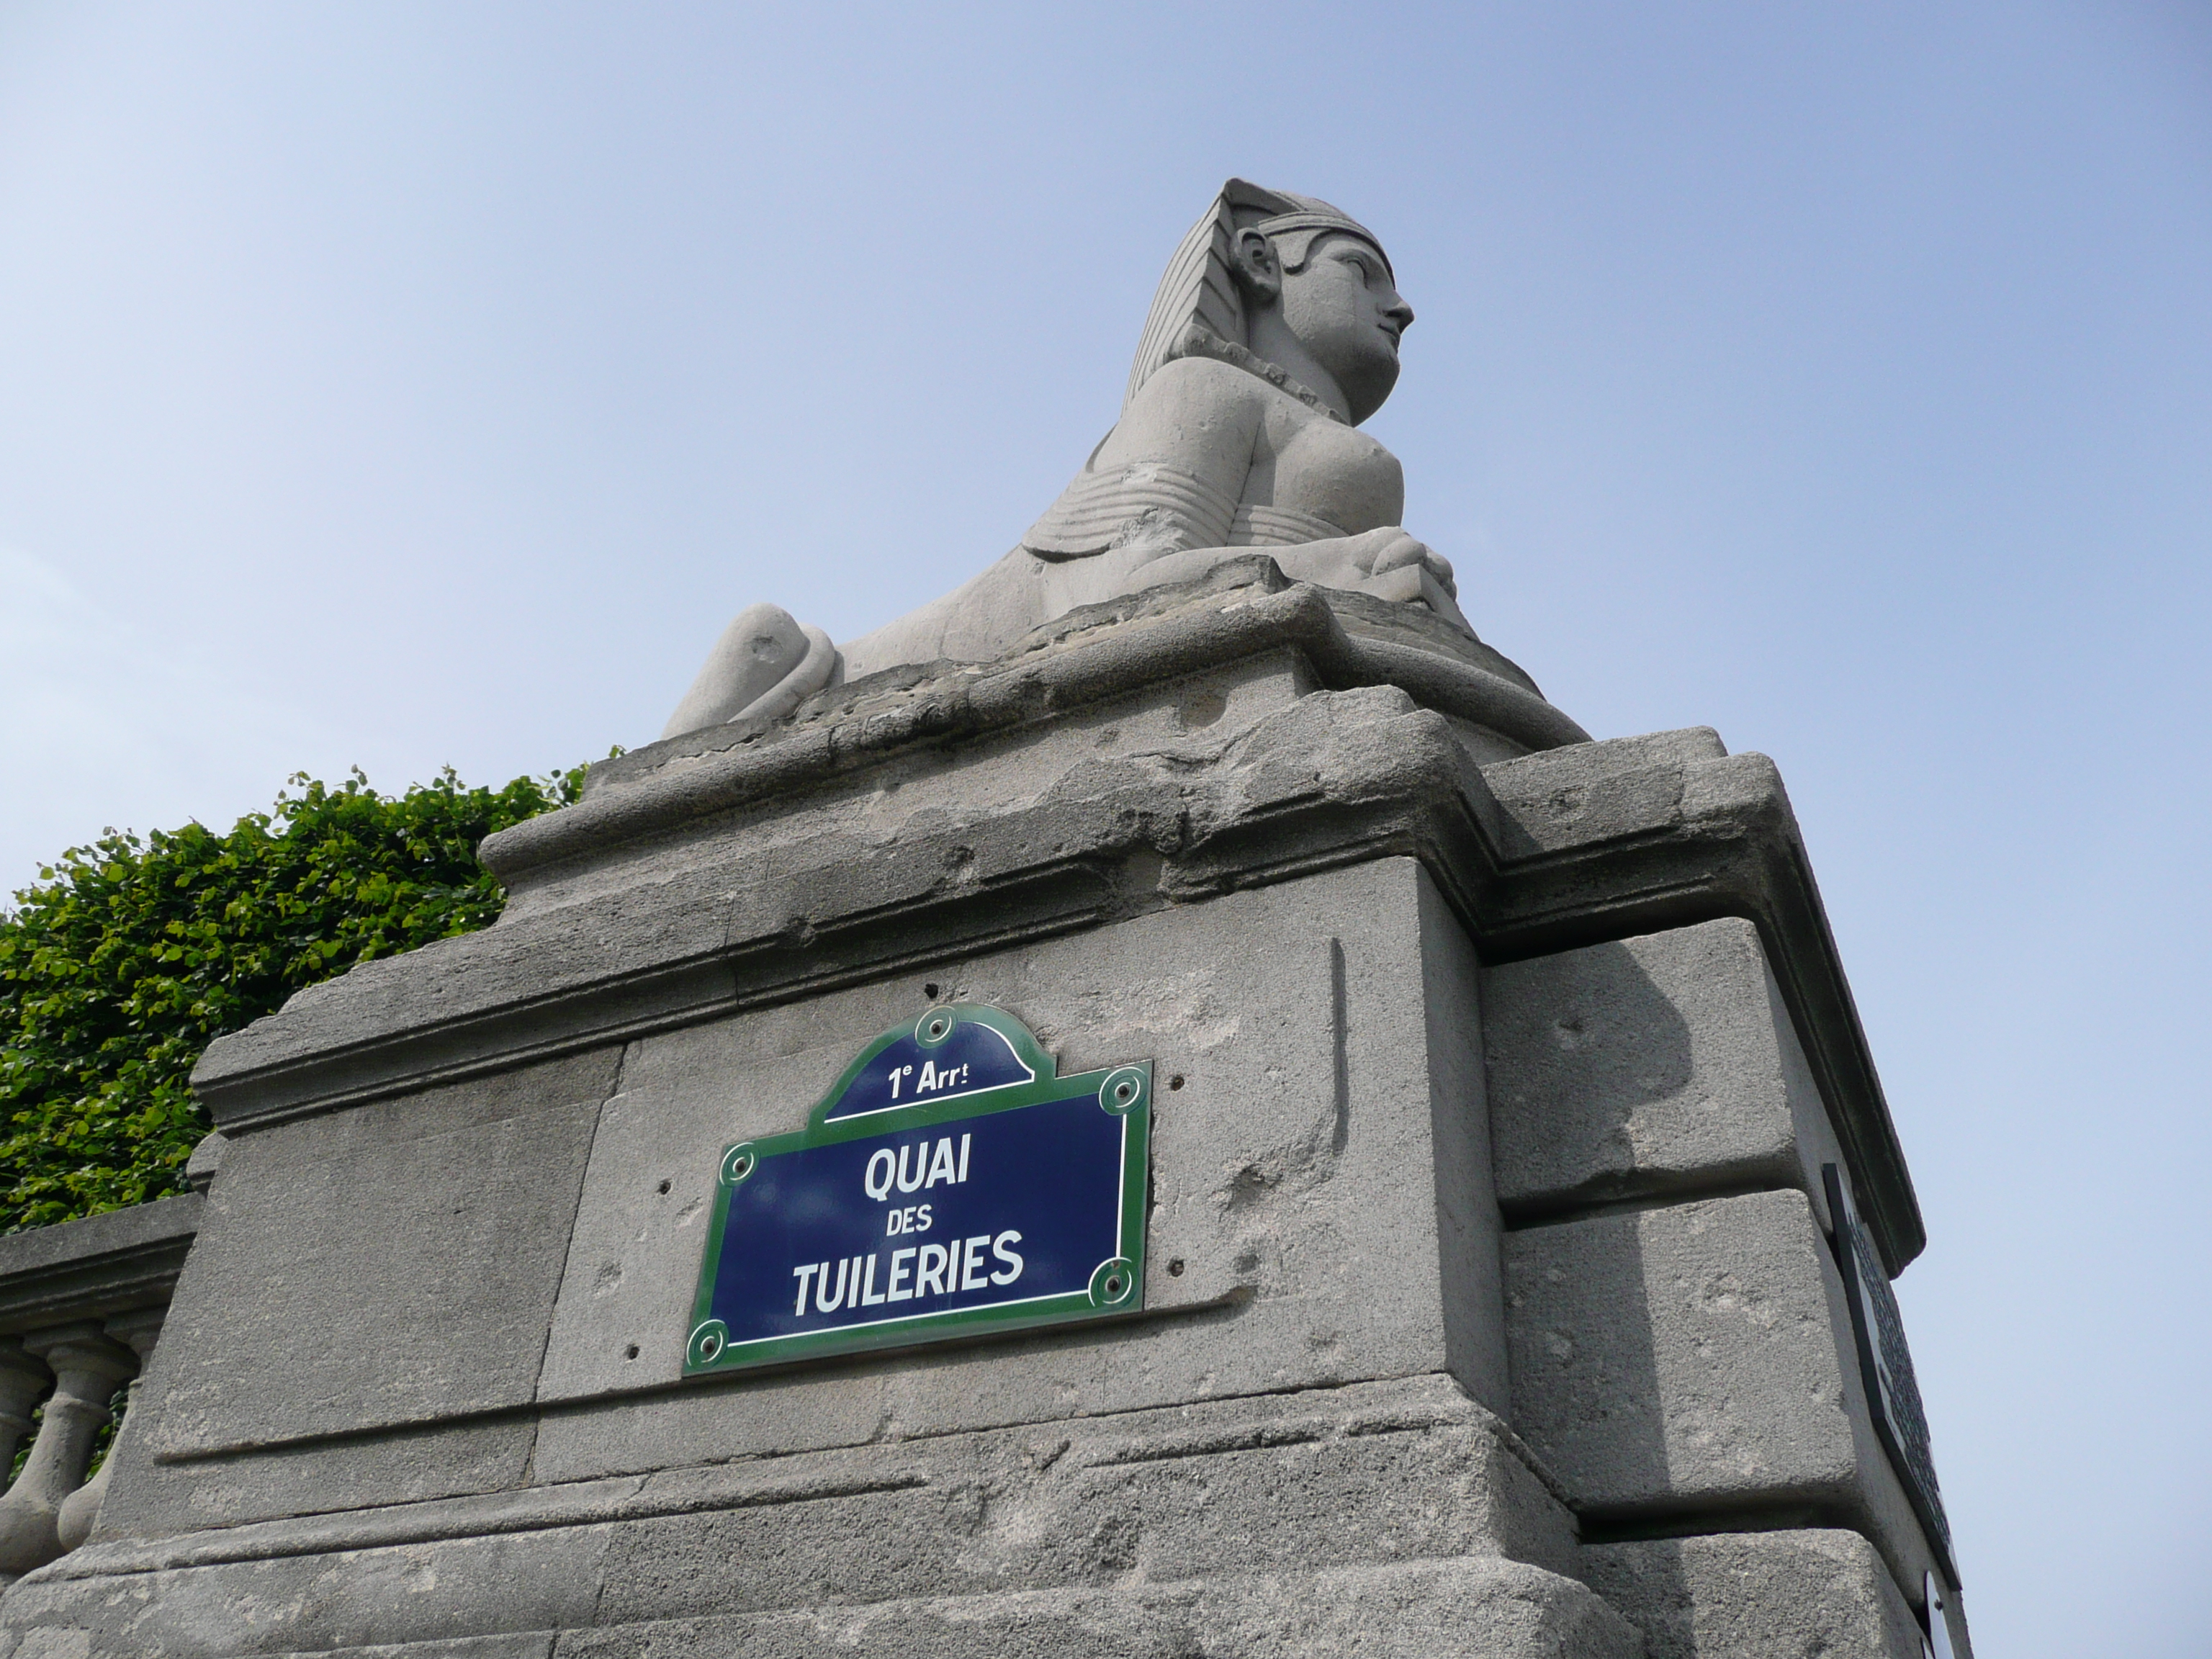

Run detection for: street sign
[[1922, 1570, 1957, 1659], [685, 1004, 1151, 1375], [1823, 1162, 1959, 1588]]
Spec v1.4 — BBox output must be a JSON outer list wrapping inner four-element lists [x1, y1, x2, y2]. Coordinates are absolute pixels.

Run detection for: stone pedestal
[[0, 565, 1970, 1657]]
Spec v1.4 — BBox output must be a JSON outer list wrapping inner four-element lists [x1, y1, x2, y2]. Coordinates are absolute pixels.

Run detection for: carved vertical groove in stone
[[1330, 935, 1351, 1155]]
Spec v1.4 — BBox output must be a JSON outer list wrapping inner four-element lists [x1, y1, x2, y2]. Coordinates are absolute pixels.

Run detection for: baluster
[[54, 1310, 163, 1554], [0, 1323, 132, 1582], [0, 1342, 50, 1481]]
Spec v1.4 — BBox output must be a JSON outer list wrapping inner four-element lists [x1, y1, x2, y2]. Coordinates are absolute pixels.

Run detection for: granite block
[[536, 860, 1493, 1456], [144, 1050, 619, 1458], [1484, 917, 1847, 1225], [1505, 1187, 1950, 1601]]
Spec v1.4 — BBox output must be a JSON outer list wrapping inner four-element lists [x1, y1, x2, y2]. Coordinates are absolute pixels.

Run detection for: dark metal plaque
[[1823, 1161, 1959, 1588], [685, 1004, 1150, 1375], [1922, 1570, 1958, 1659]]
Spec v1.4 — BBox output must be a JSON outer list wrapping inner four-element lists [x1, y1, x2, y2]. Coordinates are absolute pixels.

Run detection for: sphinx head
[[1125, 180, 1414, 428], [1228, 219, 1413, 425]]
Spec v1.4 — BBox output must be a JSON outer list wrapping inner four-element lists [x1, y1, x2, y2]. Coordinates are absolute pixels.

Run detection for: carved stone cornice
[[187, 564, 1923, 1272]]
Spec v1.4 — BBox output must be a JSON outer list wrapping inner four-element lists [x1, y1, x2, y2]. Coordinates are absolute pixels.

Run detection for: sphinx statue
[[662, 179, 1475, 739]]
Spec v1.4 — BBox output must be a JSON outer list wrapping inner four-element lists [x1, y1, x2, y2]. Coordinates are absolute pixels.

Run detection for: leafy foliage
[[0, 767, 584, 1235]]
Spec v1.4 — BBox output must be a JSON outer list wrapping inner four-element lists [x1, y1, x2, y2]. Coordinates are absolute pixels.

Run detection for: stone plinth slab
[[6, 1376, 1623, 1658], [109, 859, 1506, 1540], [140, 1049, 619, 1459]]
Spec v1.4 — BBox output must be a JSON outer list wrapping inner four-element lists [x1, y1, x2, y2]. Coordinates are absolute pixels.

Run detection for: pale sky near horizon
[[4, 5, 2208, 1653]]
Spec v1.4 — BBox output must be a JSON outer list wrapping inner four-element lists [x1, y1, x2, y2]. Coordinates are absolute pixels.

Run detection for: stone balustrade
[[0, 1152, 206, 1585]]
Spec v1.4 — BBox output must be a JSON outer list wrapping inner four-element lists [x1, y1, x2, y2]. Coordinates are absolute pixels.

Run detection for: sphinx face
[[1275, 233, 1413, 425]]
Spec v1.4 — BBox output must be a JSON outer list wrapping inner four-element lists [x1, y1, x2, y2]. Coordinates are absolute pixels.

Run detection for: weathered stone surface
[[6, 1377, 1609, 1658], [1583, 1527, 1925, 1659], [0, 1640, 560, 1659], [1504, 1188, 1946, 1601], [536, 857, 1500, 1462], [584, 641, 1322, 894], [3, 1562, 1635, 1659], [94, 1419, 540, 1542], [1473, 727, 1727, 860], [181, 591, 1917, 1273], [142, 1049, 621, 1458], [17, 681, 1954, 1640], [183, 1130, 227, 1195], [269, 1641, 555, 1659], [1414, 870, 1511, 1406], [1470, 737, 1917, 1274], [85, 857, 1509, 1544], [1484, 917, 1847, 1225], [1508, 1192, 1857, 1516], [552, 1560, 1640, 1659]]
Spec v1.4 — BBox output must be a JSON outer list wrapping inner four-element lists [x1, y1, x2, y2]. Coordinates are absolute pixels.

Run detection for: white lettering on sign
[[917, 1242, 949, 1295], [863, 1149, 895, 1200], [799, 1257, 855, 1314], [885, 1204, 934, 1236], [863, 1136, 973, 1202], [791, 1230, 1025, 1322], [886, 1060, 980, 1098]]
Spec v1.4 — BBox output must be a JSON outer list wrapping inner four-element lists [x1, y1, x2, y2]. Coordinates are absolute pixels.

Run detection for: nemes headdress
[[1123, 179, 1391, 416]]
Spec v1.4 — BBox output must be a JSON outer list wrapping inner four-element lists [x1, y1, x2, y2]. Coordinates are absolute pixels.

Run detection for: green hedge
[[0, 767, 583, 1235]]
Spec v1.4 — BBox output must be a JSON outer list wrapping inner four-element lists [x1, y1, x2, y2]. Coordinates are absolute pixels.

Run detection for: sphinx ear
[[1228, 228, 1282, 305]]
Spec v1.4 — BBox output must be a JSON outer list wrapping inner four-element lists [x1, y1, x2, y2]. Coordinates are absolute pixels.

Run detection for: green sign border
[[683, 1004, 1151, 1377]]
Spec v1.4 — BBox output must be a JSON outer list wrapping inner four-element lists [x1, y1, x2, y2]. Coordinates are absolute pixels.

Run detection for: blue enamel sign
[[685, 1004, 1151, 1375]]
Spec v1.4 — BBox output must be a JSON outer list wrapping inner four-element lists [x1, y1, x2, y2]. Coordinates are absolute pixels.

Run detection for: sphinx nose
[[1384, 293, 1414, 331]]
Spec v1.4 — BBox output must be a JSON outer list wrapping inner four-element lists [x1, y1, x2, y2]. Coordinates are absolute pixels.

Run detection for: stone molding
[[5, 1375, 1642, 1659], [186, 568, 1923, 1272], [497, 559, 1586, 884], [32, 1373, 1532, 1585], [0, 1196, 202, 1335]]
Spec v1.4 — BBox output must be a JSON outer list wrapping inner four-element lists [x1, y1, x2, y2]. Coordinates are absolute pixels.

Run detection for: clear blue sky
[[4, 5, 2206, 1652]]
